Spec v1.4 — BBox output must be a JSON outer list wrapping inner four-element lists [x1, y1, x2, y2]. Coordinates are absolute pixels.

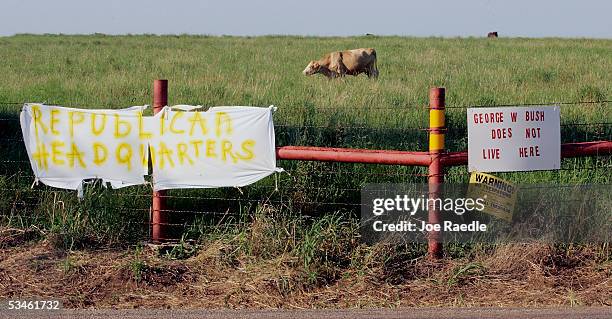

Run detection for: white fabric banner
[[20, 104, 150, 190], [149, 106, 281, 191]]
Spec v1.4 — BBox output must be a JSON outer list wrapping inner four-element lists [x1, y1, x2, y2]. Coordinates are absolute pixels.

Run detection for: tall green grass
[[0, 35, 610, 246]]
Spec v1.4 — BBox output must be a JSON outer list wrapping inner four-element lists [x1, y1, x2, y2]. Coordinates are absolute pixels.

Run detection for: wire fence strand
[[444, 100, 612, 109]]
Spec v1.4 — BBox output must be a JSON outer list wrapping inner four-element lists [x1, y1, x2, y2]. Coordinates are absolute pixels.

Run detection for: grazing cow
[[303, 48, 378, 79], [488, 32, 499, 38]]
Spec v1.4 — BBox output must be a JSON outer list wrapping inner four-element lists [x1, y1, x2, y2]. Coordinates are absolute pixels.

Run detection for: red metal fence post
[[428, 87, 445, 259], [152, 79, 168, 243]]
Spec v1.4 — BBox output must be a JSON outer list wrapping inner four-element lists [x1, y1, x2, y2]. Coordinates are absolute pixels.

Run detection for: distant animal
[[488, 32, 499, 38], [302, 48, 378, 79]]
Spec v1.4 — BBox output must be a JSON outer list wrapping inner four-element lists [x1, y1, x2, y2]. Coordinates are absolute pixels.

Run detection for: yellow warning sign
[[467, 172, 517, 222]]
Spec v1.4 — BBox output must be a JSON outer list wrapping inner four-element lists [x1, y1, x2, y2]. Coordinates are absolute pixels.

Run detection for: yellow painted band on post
[[429, 133, 445, 151], [429, 110, 445, 128]]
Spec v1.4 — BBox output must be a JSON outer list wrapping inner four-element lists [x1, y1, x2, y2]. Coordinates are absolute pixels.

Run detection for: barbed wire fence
[[0, 100, 610, 245]]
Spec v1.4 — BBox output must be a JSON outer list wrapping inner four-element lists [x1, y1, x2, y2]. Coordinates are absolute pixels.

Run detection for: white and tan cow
[[303, 48, 378, 79]]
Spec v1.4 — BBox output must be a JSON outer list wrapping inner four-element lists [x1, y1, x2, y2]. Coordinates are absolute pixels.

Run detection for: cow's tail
[[371, 49, 379, 78]]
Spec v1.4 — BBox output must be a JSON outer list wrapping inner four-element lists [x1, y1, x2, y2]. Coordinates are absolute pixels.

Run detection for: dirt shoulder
[[0, 237, 610, 309], [1, 308, 612, 319]]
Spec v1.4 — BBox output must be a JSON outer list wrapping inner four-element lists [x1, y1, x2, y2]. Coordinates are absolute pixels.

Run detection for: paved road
[[0, 308, 610, 319]]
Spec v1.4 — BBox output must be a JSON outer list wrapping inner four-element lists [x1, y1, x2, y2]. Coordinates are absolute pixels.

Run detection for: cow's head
[[303, 61, 321, 76]]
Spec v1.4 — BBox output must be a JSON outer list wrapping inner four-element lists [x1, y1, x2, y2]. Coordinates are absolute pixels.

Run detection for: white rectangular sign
[[150, 106, 281, 191], [467, 106, 560, 172]]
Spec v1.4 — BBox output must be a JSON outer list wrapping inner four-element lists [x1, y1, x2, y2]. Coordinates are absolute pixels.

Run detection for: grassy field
[[1, 33, 610, 236], [1, 35, 610, 161], [0, 35, 610, 307], [1, 35, 610, 126], [1, 33, 610, 229]]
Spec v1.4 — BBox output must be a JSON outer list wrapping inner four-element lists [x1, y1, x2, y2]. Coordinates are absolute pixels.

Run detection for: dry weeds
[[1, 233, 610, 309]]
